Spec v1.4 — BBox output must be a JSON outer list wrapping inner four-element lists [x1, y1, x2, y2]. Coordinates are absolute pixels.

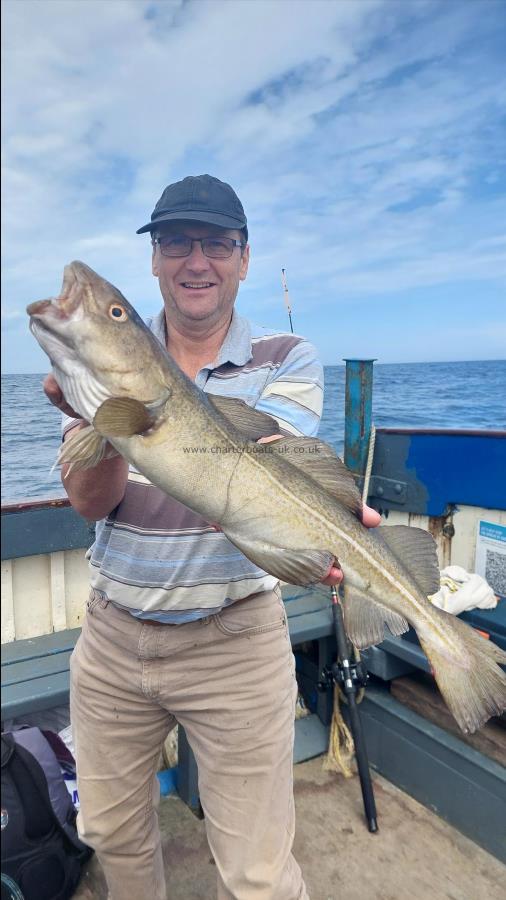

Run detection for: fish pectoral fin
[[207, 395, 280, 440], [93, 397, 154, 437], [342, 586, 409, 649], [378, 525, 440, 596], [225, 532, 334, 587], [270, 437, 363, 518], [57, 425, 114, 473]]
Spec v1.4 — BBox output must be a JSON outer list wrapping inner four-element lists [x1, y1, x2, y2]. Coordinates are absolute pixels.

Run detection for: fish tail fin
[[419, 610, 506, 733]]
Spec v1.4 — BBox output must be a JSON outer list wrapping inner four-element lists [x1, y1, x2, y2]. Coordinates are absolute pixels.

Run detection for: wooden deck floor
[[74, 754, 505, 900]]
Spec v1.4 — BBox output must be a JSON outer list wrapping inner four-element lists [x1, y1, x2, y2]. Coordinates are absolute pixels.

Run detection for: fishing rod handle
[[346, 690, 379, 833]]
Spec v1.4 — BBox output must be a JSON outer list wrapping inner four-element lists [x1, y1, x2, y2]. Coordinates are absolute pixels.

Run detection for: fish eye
[[109, 304, 128, 321]]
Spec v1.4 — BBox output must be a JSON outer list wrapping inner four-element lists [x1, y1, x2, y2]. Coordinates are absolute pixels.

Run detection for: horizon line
[[2, 358, 505, 376]]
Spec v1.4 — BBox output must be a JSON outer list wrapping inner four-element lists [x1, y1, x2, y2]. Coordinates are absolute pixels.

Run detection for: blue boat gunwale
[[376, 428, 506, 437]]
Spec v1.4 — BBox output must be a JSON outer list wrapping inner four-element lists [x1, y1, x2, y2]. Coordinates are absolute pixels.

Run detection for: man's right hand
[[43, 373, 83, 420]]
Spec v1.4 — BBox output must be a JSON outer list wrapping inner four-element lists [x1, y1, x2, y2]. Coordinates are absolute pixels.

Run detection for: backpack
[[1, 729, 92, 900]]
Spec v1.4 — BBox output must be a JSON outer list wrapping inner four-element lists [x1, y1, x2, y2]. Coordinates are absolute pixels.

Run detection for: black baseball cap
[[136, 174, 248, 240]]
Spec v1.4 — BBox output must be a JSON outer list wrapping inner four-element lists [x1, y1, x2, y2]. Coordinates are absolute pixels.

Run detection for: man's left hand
[[322, 503, 381, 586]]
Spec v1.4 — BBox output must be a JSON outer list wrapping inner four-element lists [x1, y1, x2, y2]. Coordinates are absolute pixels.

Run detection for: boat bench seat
[[282, 584, 334, 643], [1, 628, 81, 723]]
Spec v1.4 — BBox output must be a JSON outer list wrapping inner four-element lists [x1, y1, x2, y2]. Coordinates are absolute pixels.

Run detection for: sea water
[[2, 360, 505, 503]]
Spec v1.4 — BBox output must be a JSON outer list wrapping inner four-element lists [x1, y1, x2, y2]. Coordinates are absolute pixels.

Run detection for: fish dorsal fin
[[207, 395, 280, 441], [270, 437, 363, 518], [207, 397, 361, 518], [93, 397, 154, 437], [57, 424, 117, 473], [342, 586, 409, 649], [378, 525, 440, 596]]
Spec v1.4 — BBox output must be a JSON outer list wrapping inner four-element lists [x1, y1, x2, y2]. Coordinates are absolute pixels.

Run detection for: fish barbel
[[27, 261, 506, 733]]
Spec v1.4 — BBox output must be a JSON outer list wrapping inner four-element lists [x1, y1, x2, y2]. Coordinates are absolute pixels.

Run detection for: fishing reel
[[317, 655, 370, 695]]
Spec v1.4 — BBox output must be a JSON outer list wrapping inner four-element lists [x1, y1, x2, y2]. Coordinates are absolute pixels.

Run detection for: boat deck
[[73, 754, 505, 900]]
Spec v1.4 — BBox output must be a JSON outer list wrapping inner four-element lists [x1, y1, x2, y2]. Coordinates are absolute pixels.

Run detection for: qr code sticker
[[485, 549, 506, 597]]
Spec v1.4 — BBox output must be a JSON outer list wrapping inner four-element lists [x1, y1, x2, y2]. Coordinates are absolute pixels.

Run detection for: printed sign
[[475, 520, 506, 599]]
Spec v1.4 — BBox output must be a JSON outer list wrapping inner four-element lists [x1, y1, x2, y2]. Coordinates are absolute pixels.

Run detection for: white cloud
[[1, 0, 505, 371]]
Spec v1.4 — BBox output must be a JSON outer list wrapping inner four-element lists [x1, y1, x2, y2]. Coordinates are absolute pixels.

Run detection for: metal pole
[[343, 359, 376, 476]]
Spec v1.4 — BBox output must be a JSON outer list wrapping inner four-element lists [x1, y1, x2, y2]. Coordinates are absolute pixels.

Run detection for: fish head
[[27, 261, 172, 422]]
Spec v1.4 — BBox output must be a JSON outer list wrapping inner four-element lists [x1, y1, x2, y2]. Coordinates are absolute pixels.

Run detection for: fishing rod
[[321, 585, 378, 833], [281, 269, 294, 334], [280, 268, 378, 834]]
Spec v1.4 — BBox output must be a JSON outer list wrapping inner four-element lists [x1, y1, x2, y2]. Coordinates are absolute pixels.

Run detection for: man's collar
[[149, 308, 252, 370], [149, 309, 167, 345], [214, 310, 252, 367]]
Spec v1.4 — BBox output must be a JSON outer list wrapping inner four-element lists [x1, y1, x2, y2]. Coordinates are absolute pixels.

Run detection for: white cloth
[[429, 565, 498, 615]]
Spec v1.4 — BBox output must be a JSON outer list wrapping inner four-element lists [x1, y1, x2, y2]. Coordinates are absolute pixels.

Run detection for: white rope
[[361, 424, 376, 504], [323, 685, 355, 778]]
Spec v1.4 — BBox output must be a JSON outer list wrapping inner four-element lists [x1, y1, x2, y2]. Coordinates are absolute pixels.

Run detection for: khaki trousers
[[70, 587, 308, 900]]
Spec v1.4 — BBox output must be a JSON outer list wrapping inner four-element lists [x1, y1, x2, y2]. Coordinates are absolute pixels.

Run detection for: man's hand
[[42, 371, 129, 519], [256, 433, 382, 588], [43, 373, 83, 420], [322, 503, 381, 586]]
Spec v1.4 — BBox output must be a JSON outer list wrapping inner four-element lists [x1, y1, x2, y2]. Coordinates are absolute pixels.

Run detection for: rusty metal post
[[343, 359, 376, 476]]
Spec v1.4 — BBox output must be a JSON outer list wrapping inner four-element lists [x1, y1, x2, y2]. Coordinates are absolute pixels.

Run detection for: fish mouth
[[26, 263, 89, 358], [26, 261, 88, 324], [27, 297, 75, 323]]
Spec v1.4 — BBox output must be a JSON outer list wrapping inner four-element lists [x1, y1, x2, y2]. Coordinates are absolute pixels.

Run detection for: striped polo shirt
[[63, 308, 324, 623]]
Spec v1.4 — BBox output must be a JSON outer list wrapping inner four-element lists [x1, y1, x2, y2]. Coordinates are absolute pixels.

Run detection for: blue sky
[[2, 0, 505, 373]]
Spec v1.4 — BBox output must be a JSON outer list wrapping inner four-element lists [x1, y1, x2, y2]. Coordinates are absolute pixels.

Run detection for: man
[[44, 174, 380, 900]]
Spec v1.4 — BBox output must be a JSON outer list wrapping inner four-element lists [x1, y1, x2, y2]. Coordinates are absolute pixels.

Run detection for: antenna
[[281, 268, 294, 334]]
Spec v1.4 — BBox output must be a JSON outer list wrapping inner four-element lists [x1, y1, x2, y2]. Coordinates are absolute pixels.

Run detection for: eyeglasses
[[153, 235, 245, 259]]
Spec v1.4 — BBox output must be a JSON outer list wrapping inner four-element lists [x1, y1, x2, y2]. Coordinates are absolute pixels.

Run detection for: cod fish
[[27, 261, 506, 734]]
